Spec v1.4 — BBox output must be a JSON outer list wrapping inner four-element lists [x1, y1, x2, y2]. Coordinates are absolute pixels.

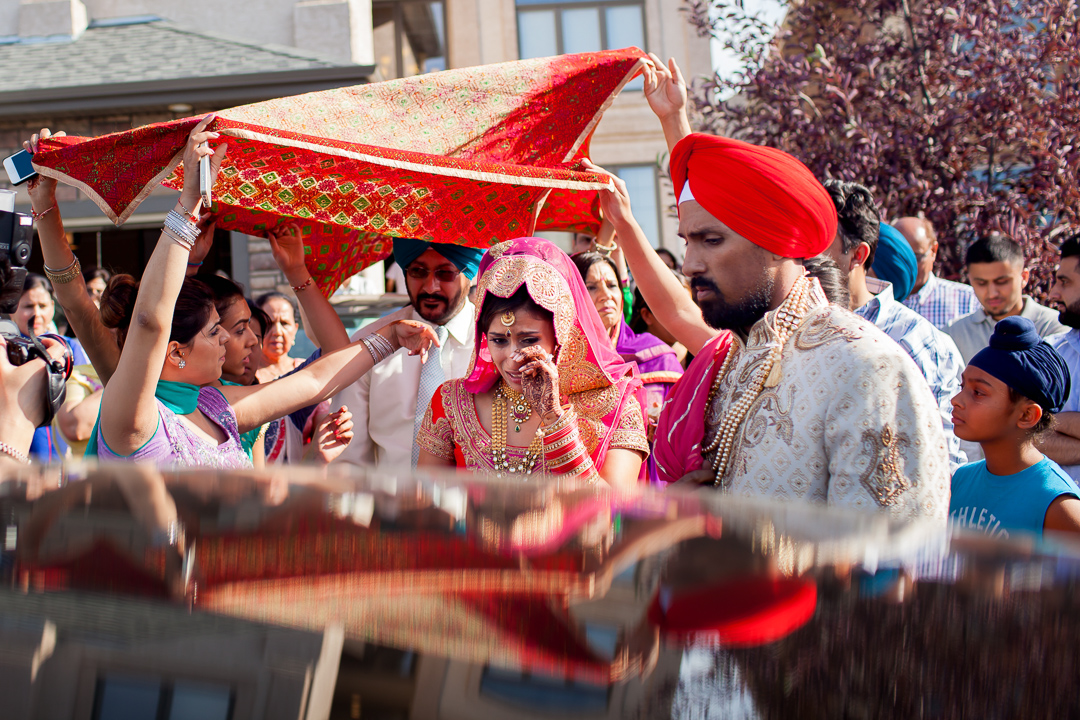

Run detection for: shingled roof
[[0, 17, 374, 119], [0, 16, 352, 93]]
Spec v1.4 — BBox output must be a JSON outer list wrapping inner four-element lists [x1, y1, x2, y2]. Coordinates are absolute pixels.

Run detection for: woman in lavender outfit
[[94, 117, 438, 468]]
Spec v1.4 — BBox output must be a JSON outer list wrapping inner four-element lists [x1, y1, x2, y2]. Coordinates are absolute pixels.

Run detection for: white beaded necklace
[[702, 275, 813, 487]]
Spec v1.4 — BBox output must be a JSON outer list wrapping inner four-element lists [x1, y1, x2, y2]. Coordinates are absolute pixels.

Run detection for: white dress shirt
[[331, 299, 475, 469]]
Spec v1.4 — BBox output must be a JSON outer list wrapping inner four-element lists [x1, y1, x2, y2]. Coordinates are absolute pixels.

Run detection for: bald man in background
[[896, 217, 979, 329]]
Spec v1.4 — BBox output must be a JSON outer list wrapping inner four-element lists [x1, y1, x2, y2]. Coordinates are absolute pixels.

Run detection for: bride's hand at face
[[517, 346, 561, 422]]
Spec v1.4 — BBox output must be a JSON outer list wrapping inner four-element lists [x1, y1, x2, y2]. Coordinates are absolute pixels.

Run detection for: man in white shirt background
[[332, 239, 485, 469], [945, 233, 1065, 363]]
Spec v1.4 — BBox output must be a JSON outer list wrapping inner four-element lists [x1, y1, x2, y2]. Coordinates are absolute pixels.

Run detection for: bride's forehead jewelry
[[501, 311, 516, 328]]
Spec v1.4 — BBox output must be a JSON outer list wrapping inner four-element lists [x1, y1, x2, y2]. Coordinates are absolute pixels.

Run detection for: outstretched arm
[[268, 223, 349, 352], [224, 319, 438, 433], [644, 54, 692, 151], [587, 160, 717, 355], [100, 117, 227, 455], [56, 387, 102, 443], [26, 129, 121, 384]]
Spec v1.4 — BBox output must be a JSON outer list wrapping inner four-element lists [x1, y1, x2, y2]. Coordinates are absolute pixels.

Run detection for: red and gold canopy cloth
[[32, 48, 647, 294]]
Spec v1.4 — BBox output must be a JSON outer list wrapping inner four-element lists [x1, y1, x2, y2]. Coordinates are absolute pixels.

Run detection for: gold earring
[[501, 311, 515, 328]]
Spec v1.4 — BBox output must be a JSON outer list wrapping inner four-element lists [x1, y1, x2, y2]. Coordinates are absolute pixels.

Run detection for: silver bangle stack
[[0, 440, 30, 464], [163, 209, 199, 250], [361, 333, 396, 365]]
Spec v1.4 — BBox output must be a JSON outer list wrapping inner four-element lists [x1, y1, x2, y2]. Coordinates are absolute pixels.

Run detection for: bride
[[416, 237, 648, 489]]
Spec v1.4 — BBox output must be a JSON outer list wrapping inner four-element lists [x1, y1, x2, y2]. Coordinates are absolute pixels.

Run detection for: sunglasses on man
[[406, 265, 462, 282]]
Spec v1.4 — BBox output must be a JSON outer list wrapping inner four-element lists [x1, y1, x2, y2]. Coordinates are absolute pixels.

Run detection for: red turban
[[648, 576, 817, 647], [670, 133, 837, 259]]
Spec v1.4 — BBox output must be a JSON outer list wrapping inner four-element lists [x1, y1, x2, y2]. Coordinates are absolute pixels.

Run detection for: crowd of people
[[2, 54, 1079, 541]]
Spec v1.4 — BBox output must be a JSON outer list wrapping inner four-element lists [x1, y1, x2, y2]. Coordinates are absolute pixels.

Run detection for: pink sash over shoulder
[[653, 332, 733, 484]]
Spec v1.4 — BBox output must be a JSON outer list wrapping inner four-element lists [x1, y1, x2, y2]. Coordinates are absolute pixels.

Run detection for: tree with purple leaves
[[683, 0, 1079, 296]]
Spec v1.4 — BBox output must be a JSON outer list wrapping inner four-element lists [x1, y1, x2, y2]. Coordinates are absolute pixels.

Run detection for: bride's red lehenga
[[417, 237, 649, 479]]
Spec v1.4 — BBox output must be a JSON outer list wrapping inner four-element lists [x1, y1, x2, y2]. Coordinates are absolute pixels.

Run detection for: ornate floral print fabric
[[31, 49, 647, 295]]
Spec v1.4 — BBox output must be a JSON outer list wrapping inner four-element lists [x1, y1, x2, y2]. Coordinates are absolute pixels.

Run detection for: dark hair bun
[[99, 274, 139, 349], [100, 274, 138, 328]]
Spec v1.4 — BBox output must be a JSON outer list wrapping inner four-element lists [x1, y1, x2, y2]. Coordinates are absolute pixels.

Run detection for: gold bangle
[[44, 255, 81, 284]]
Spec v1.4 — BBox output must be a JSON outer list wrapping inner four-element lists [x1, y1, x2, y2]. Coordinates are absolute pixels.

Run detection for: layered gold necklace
[[703, 274, 813, 486], [491, 382, 544, 478]]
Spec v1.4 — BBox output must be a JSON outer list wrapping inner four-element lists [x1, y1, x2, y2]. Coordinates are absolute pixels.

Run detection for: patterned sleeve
[[415, 382, 456, 462], [609, 394, 651, 457]]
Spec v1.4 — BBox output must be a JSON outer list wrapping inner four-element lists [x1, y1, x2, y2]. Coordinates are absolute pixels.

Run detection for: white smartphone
[[199, 149, 212, 206], [4, 150, 38, 186]]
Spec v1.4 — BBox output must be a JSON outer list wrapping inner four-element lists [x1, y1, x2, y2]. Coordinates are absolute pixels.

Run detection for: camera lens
[[6, 342, 27, 365]]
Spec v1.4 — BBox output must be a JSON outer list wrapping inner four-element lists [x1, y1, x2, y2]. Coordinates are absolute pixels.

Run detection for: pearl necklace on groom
[[702, 274, 813, 487]]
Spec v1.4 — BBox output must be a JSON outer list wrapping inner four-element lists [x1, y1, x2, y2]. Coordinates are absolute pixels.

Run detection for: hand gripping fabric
[[31, 49, 649, 296]]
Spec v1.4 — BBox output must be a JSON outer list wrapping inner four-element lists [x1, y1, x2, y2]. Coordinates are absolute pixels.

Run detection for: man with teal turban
[[871, 223, 918, 302], [332, 238, 486, 468]]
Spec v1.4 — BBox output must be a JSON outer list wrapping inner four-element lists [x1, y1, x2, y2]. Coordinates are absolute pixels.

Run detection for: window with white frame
[[373, 0, 448, 80], [535, 165, 661, 251], [516, 0, 646, 89], [613, 164, 661, 247]]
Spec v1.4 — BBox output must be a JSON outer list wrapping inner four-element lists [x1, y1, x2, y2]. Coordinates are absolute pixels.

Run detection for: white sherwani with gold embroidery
[[702, 279, 950, 521]]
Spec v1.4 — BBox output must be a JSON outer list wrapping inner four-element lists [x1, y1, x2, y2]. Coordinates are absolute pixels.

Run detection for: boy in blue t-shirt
[[949, 316, 1080, 538]]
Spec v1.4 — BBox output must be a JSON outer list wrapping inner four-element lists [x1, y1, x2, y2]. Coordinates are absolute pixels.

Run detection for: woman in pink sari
[[417, 238, 648, 490]]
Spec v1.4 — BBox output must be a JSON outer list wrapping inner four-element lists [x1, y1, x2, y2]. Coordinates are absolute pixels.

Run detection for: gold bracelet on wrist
[[44, 255, 81, 284]]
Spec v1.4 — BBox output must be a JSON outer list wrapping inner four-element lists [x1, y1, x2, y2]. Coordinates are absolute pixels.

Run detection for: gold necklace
[[501, 382, 532, 432], [703, 275, 813, 487], [492, 383, 544, 479]]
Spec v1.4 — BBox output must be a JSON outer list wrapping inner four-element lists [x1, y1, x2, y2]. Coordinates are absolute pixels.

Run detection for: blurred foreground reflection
[[1, 464, 1079, 719]]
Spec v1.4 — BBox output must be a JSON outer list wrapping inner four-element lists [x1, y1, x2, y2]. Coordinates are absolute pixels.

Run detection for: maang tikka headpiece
[[501, 311, 515, 328]]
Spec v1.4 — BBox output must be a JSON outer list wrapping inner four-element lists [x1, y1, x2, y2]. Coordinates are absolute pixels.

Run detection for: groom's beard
[[691, 275, 775, 332]]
